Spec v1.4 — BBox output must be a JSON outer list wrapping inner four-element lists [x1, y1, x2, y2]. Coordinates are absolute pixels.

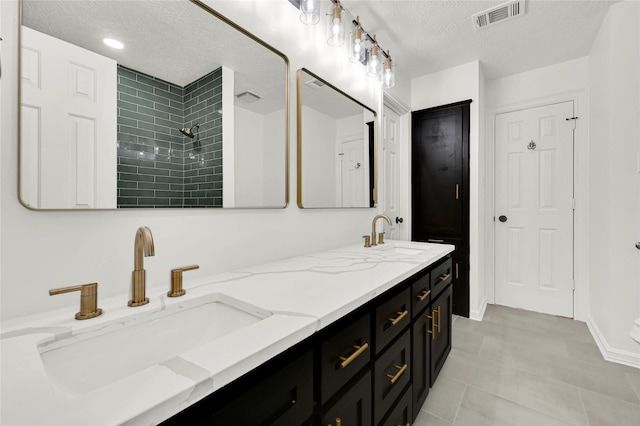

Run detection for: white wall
[[234, 106, 265, 207], [587, 0, 640, 365], [0, 0, 381, 321], [411, 61, 486, 320], [485, 57, 590, 320]]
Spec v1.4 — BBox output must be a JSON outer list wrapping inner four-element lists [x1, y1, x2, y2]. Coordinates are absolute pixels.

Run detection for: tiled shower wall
[[116, 65, 223, 208]]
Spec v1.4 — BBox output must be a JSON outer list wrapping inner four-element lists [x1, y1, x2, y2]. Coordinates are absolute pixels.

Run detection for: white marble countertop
[[0, 240, 453, 426]]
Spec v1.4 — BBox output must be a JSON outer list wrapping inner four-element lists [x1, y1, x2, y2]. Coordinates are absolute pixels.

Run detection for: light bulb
[[326, 1, 345, 47], [300, 0, 319, 25]]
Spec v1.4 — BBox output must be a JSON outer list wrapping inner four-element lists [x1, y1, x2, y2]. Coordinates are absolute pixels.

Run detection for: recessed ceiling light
[[103, 38, 124, 49]]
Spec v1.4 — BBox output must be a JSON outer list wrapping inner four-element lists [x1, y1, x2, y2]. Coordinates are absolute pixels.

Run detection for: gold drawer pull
[[439, 273, 451, 282], [387, 310, 409, 326], [416, 289, 431, 301], [437, 306, 441, 332], [427, 312, 437, 340], [385, 363, 408, 384], [338, 343, 369, 369], [427, 239, 444, 243], [328, 418, 342, 426]]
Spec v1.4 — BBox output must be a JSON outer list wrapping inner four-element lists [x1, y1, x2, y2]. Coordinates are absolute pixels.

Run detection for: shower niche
[[18, 0, 289, 209]]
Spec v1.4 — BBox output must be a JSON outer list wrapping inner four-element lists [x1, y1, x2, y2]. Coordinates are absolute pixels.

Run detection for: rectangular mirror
[[19, 0, 288, 209], [297, 68, 376, 208]]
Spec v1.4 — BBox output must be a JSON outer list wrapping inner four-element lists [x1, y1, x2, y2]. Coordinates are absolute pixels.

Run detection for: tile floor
[[413, 304, 640, 426]]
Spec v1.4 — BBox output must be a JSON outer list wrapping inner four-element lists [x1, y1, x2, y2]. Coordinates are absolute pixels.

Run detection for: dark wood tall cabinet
[[412, 100, 471, 317]]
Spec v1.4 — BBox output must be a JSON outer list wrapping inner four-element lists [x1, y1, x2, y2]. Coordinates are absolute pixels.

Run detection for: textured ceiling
[[21, 0, 286, 115], [345, 0, 618, 80]]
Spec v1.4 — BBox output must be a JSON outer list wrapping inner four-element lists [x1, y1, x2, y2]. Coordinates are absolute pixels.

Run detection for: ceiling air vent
[[473, 0, 526, 30]]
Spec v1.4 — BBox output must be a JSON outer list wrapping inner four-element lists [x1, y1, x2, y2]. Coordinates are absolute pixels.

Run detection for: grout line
[[451, 384, 467, 425], [577, 387, 591, 426]]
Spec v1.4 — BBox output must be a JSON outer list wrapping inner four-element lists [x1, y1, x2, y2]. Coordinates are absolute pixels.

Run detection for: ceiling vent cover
[[473, 0, 526, 30]]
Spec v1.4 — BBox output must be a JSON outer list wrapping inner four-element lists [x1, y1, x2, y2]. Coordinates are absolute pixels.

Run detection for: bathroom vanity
[[0, 241, 453, 426]]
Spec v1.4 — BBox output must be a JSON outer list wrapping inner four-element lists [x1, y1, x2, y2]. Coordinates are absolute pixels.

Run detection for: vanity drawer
[[430, 257, 452, 298], [375, 288, 411, 354], [380, 385, 412, 426], [411, 269, 431, 318], [320, 313, 371, 404], [321, 371, 372, 426], [373, 330, 411, 425]]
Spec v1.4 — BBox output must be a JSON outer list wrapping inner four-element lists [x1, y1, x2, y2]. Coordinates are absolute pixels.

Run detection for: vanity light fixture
[[349, 16, 365, 63], [326, 0, 345, 47], [299, 0, 320, 25], [367, 35, 381, 77], [382, 50, 395, 88], [103, 38, 124, 49]]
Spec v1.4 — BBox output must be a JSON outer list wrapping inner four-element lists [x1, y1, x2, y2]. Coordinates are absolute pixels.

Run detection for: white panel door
[[20, 26, 117, 208], [382, 106, 401, 240], [495, 101, 575, 317], [338, 136, 366, 207]]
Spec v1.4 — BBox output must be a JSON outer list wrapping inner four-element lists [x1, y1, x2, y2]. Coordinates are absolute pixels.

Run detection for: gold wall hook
[[49, 282, 102, 320], [168, 265, 199, 297]]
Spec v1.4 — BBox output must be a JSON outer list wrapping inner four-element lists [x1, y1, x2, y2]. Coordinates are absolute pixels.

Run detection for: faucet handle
[[168, 265, 200, 297], [378, 231, 386, 245], [362, 235, 371, 248], [49, 283, 102, 320]]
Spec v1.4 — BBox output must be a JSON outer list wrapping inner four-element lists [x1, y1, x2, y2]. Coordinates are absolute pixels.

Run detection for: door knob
[[396, 217, 404, 224], [636, 242, 640, 250], [499, 215, 507, 223]]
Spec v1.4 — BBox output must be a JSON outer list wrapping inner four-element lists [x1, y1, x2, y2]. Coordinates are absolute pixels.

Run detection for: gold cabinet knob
[[168, 265, 199, 297], [49, 283, 102, 320]]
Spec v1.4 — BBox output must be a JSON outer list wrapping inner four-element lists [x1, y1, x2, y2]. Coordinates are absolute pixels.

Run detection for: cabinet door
[[411, 102, 470, 239], [430, 284, 452, 386], [374, 330, 411, 424], [164, 350, 314, 426], [411, 307, 430, 421], [321, 371, 372, 426], [381, 385, 412, 426]]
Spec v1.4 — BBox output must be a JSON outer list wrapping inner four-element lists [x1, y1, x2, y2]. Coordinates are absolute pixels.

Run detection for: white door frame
[[382, 92, 411, 241], [486, 90, 589, 321]]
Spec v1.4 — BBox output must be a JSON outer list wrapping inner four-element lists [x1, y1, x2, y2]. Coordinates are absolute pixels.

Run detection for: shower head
[[179, 123, 200, 138]]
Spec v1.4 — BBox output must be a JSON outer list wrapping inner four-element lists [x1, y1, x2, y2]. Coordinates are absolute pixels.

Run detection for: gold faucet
[[129, 226, 155, 307], [49, 283, 102, 320], [371, 214, 392, 246]]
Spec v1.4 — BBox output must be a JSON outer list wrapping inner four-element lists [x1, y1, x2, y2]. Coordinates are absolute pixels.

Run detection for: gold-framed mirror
[[18, 0, 289, 210], [296, 68, 377, 209]]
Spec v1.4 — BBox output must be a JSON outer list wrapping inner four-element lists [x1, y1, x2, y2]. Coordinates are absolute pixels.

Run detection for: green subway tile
[[154, 87, 183, 103], [138, 90, 170, 106], [117, 117, 138, 128], [154, 117, 182, 130], [117, 66, 137, 80], [117, 99, 138, 112], [155, 103, 184, 117], [120, 93, 154, 108], [117, 180, 138, 189], [117, 197, 139, 205], [138, 182, 170, 190], [154, 190, 183, 198], [117, 164, 137, 174], [138, 105, 170, 120], [139, 197, 170, 205], [198, 182, 214, 190], [138, 166, 170, 176], [120, 108, 156, 124], [137, 121, 169, 134], [136, 74, 169, 92], [120, 76, 154, 94], [119, 189, 155, 197], [155, 161, 183, 171], [156, 176, 182, 184], [170, 100, 182, 109], [117, 84, 137, 96], [191, 176, 206, 183], [119, 125, 155, 139]]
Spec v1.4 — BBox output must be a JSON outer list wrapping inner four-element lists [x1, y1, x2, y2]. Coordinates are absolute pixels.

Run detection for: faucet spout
[[130, 226, 155, 307], [371, 214, 392, 246], [134, 226, 155, 271]]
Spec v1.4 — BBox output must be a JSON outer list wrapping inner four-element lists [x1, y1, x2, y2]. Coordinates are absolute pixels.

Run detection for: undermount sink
[[38, 293, 270, 396]]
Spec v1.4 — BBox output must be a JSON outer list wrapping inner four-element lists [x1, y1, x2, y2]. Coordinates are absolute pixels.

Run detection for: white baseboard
[[470, 298, 487, 322], [586, 316, 640, 369]]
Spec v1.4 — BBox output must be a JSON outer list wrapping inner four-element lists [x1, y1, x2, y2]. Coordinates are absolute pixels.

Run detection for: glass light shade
[[300, 0, 320, 25], [382, 57, 396, 88], [326, 1, 345, 47], [349, 30, 365, 63], [367, 48, 381, 77]]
